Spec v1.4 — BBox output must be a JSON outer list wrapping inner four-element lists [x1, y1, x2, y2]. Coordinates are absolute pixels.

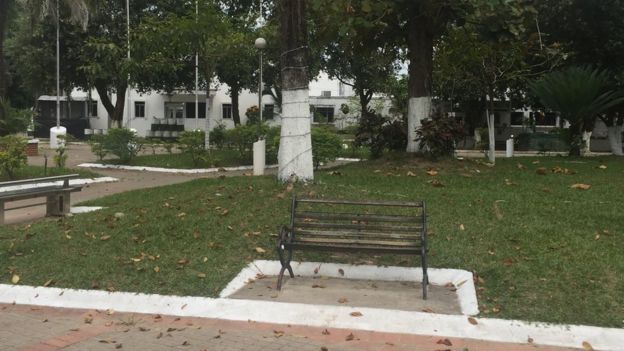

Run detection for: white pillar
[[253, 139, 266, 176]]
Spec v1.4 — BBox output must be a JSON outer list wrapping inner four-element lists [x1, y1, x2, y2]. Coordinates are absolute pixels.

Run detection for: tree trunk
[[231, 85, 241, 125], [0, 0, 10, 100], [486, 93, 496, 164], [406, 16, 433, 153], [95, 82, 126, 128], [358, 89, 372, 116], [277, 0, 313, 182]]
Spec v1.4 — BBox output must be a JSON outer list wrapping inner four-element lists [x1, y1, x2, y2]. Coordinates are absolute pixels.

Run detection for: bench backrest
[[0, 174, 80, 188], [289, 197, 427, 253]]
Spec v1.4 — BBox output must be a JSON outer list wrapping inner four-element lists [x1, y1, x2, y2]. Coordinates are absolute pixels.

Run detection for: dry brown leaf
[[153, 266, 160, 273], [197, 273, 206, 278], [177, 259, 190, 265], [467, 317, 478, 325], [528, 337, 534, 343], [582, 341, 594, 351], [598, 165, 607, 169], [516, 163, 526, 170], [406, 171, 416, 177], [459, 224, 465, 231], [571, 183, 591, 190], [426, 169, 439, 176], [11, 274, 19, 284], [338, 298, 348, 304], [255, 247, 266, 254], [84, 315, 93, 324], [322, 329, 330, 335], [429, 179, 444, 187], [273, 330, 285, 338], [493, 202, 504, 220], [436, 338, 453, 346], [350, 311, 363, 317], [345, 333, 355, 341], [536, 167, 547, 175], [43, 279, 54, 287], [338, 268, 345, 276], [100, 235, 111, 241], [312, 284, 326, 288]]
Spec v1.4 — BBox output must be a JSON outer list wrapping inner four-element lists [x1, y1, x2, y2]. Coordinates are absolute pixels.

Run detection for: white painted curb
[[70, 206, 104, 214], [220, 260, 478, 316], [0, 177, 118, 193], [1, 262, 622, 350], [78, 163, 278, 174]]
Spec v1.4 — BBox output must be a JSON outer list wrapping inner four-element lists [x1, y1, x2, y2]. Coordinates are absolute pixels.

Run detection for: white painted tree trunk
[[406, 97, 431, 153], [607, 125, 623, 156], [581, 131, 592, 155], [278, 89, 314, 182], [486, 113, 495, 163]]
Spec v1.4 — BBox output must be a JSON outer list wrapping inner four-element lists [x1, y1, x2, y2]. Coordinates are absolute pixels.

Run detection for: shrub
[[245, 106, 260, 124], [89, 134, 108, 161], [209, 124, 227, 149], [178, 130, 206, 166], [54, 136, 68, 168], [0, 98, 32, 137], [0, 135, 27, 179], [415, 113, 465, 160], [102, 128, 143, 163], [355, 113, 407, 158], [311, 128, 342, 170], [224, 123, 270, 159]]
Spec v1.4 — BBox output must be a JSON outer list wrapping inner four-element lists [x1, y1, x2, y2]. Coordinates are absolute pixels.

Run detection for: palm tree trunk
[[278, 0, 313, 182]]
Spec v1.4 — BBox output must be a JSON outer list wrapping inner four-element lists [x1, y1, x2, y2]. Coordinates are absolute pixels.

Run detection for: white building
[[35, 73, 388, 138]]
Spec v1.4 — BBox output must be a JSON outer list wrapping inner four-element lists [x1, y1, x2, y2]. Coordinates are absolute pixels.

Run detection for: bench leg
[[46, 192, 71, 217], [276, 234, 294, 291], [421, 252, 429, 300]]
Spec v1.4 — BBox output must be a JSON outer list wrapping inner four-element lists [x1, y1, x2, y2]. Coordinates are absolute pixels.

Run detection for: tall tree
[[278, 0, 313, 182], [0, 0, 12, 100]]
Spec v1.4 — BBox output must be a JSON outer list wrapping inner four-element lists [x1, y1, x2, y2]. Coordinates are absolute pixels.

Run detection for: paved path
[[0, 304, 582, 351]]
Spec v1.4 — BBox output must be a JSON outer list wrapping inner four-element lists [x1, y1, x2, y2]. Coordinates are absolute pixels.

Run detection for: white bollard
[[506, 136, 514, 158], [49, 126, 67, 149], [253, 139, 266, 176]]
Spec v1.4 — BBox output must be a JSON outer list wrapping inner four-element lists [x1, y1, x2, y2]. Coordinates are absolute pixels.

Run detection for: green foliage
[[224, 123, 271, 160], [88, 134, 108, 161], [311, 128, 343, 170], [209, 124, 227, 149], [245, 106, 260, 124], [0, 135, 27, 180], [178, 130, 206, 167], [530, 67, 624, 155], [0, 98, 31, 136], [354, 113, 406, 158], [53, 146, 68, 169], [101, 128, 142, 163], [415, 112, 465, 160]]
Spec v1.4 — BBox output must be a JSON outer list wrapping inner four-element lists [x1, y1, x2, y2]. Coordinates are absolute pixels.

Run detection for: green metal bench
[[276, 196, 429, 299], [0, 174, 83, 224]]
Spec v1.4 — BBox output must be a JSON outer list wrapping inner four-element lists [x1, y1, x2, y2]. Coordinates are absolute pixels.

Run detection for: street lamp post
[[253, 37, 266, 176], [254, 37, 266, 123]]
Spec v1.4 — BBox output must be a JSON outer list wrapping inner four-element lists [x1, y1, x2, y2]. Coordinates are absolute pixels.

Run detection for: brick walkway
[[0, 304, 582, 351]]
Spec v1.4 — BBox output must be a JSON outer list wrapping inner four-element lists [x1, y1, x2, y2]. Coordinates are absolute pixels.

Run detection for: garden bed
[[0, 155, 622, 328]]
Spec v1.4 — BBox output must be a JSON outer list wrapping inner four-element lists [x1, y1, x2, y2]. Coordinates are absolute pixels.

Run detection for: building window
[[186, 102, 206, 119], [263, 104, 274, 120], [321, 91, 332, 97], [532, 111, 557, 126], [222, 104, 233, 119], [89, 100, 98, 118], [313, 106, 335, 123], [134, 101, 145, 118]]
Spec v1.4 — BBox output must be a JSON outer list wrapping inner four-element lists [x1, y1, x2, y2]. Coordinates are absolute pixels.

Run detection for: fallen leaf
[[429, 179, 444, 187], [571, 183, 591, 190], [100, 235, 111, 241], [84, 315, 93, 324], [43, 279, 54, 287], [426, 169, 438, 176], [582, 341, 594, 351], [468, 317, 478, 325], [516, 163, 526, 170], [528, 337, 534, 343], [312, 284, 326, 289], [459, 224, 465, 231], [338, 298, 348, 304], [153, 266, 160, 273], [197, 273, 206, 278], [321, 347, 328, 351], [255, 247, 266, 254], [11, 274, 19, 284], [536, 167, 547, 175], [350, 311, 363, 317], [322, 329, 330, 335], [273, 330, 285, 338], [345, 333, 355, 341], [436, 338, 453, 346], [598, 165, 607, 169], [493, 202, 504, 220], [177, 259, 190, 266], [338, 268, 345, 276], [406, 171, 416, 177]]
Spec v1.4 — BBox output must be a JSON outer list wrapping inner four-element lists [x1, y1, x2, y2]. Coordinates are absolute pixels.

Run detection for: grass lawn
[[0, 166, 101, 182], [103, 147, 370, 169], [1, 155, 622, 328]]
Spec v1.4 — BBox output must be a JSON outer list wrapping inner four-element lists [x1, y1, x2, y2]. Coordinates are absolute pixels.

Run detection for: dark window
[[511, 112, 524, 125], [533, 111, 557, 126], [134, 101, 145, 118], [314, 106, 334, 123], [186, 102, 206, 119], [263, 104, 274, 120], [89, 100, 98, 117], [222, 104, 233, 119]]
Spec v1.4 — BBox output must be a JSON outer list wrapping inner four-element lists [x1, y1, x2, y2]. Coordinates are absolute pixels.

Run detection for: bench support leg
[[421, 251, 429, 300], [46, 192, 71, 217], [0, 200, 4, 225], [276, 228, 294, 291]]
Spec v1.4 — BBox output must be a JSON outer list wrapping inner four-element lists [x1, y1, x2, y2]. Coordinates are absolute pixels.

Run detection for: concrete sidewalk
[[0, 304, 582, 351]]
